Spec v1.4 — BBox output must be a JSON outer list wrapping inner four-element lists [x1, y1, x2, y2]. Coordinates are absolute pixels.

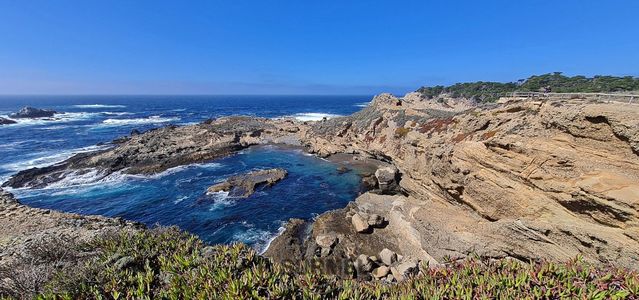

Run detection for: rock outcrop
[[3, 116, 306, 189], [9, 107, 57, 118], [0, 189, 141, 267], [0, 117, 16, 125], [207, 168, 288, 198], [295, 93, 639, 270]]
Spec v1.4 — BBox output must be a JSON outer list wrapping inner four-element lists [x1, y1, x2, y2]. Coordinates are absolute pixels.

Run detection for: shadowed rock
[[9, 107, 57, 118], [0, 117, 17, 125]]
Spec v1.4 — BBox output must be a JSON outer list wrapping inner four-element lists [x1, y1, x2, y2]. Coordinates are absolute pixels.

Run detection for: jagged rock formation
[[207, 168, 288, 198], [0, 117, 16, 125], [9, 107, 57, 119], [294, 93, 639, 270]]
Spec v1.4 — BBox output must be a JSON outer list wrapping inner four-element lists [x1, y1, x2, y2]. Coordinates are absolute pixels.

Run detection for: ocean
[[0, 95, 372, 252]]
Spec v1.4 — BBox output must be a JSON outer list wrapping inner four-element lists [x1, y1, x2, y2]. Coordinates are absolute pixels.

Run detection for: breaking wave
[[72, 104, 126, 108], [288, 113, 342, 121], [0, 112, 100, 126], [100, 116, 180, 126], [1, 144, 111, 172]]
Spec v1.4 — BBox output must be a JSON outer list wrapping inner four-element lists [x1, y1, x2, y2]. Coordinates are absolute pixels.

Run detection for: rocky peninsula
[[2, 91, 639, 285]]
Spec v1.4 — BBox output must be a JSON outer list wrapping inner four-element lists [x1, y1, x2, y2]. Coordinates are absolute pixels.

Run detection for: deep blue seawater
[[0, 95, 371, 252]]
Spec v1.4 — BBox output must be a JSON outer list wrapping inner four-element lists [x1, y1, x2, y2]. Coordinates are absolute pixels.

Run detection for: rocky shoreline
[[2, 92, 639, 281], [0, 188, 142, 268]]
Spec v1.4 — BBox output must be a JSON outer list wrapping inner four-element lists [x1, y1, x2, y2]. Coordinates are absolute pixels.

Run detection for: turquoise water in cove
[[0, 95, 371, 251]]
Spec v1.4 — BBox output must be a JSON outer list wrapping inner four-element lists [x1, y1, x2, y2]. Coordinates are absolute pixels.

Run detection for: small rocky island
[[9, 106, 57, 119], [207, 168, 288, 198], [0, 106, 59, 126]]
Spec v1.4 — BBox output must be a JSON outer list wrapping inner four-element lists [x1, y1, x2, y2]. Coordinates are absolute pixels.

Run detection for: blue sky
[[0, 0, 637, 95]]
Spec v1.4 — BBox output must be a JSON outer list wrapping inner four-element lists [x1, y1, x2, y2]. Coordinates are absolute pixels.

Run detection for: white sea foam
[[73, 104, 126, 108], [354, 102, 371, 108], [260, 223, 287, 254], [1, 144, 111, 172], [288, 113, 342, 121], [234, 225, 273, 253], [16, 161, 223, 192], [0, 141, 27, 150], [44, 169, 110, 189], [101, 112, 133, 116], [208, 191, 234, 211], [0, 112, 99, 127], [100, 116, 179, 126], [128, 162, 222, 180], [174, 195, 189, 204]]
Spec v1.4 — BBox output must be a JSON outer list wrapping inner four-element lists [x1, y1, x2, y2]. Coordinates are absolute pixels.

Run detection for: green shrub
[[417, 73, 639, 103], [22, 227, 639, 299]]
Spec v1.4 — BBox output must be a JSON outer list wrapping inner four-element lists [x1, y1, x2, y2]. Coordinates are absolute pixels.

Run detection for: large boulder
[[371, 266, 390, 279], [379, 248, 397, 266], [9, 106, 57, 118], [390, 258, 419, 282], [316, 233, 338, 249], [207, 168, 288, 198], [354, 254, 374, 272], [374, 166, 400, 194], [351, 213, 370, 233], [0, 117, 17, 125]]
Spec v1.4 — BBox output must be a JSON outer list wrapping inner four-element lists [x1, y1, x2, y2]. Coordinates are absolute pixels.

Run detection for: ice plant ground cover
[[5, 227, 634, 299]]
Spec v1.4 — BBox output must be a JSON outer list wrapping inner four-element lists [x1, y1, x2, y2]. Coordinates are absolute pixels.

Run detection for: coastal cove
[[11, 145, 364, 253], [0, 95, 372, 253]]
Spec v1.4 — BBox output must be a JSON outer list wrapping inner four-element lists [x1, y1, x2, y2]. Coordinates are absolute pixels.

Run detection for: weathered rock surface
[[300, 93, 639, 270], [9, 106, 57, 118], [374, 166, 400, 194], [0, 117, 16, 125], [0, 189, 141, 267], [379, 248, 397, 266], [262, 218, 309, 264], [390, 258, 419, 281], [351, 213, 370, 233], [207, 168, 288, 198]]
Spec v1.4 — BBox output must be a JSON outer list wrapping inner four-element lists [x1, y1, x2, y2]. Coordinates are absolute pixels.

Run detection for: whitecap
[[0, 141, 27, 150], [1, 144, 111, 172], [174, 195, 189, 204], [354, 102, 371, 108], [0, 112, 99, 127], [101, 112, 133, 116], [260, 222, 287, 254], [100, 116, 179, 126], [234, 226, 273, 253], [287, 113, 342, 121], [128, 162, 222, 180], [72, 104, 126, 108], [41, 169, 110, 189]]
